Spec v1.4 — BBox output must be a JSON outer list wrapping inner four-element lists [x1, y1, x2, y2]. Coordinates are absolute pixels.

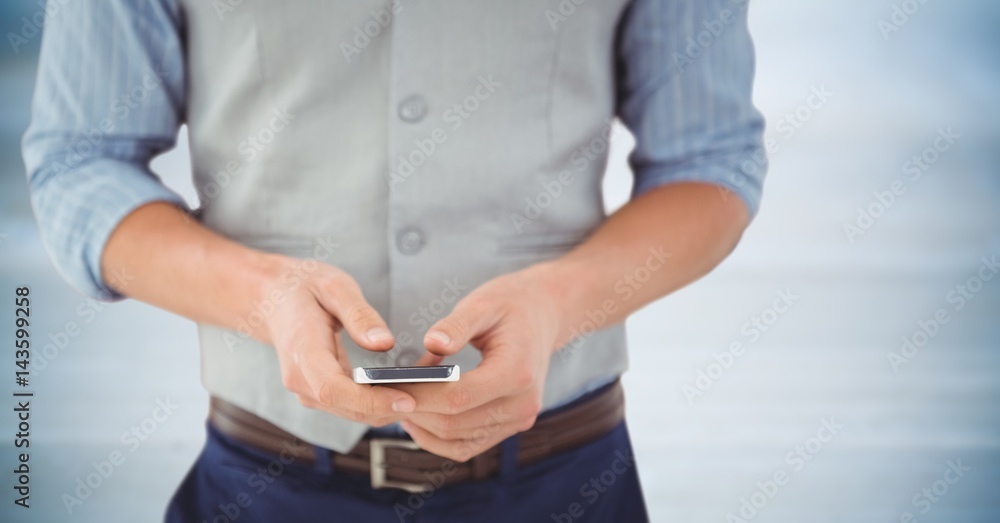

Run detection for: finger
[[320, 374, 419, 420], [390, 349, 521, 415], [401, 419, 513, 463], [423, 298, 499, 357], [273, 311, 332, 397], [404, 397, 520, 440], [277, 348, 310, 398], [297, 392, 405, 428], [312, 276, 395, 351], [367, 413, 407, 428], [331, 332, 353, 376], [414, 351, 444, 367], [295, 393, 320, 410], [290, 323, 416, 418]]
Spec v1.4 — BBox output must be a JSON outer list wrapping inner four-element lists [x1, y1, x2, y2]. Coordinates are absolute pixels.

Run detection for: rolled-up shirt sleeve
[[616, 0, 767, 217], [22, 0, 187, 300]]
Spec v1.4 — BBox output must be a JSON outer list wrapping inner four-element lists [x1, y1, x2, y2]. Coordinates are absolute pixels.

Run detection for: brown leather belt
[[209, 379, 624, 493]]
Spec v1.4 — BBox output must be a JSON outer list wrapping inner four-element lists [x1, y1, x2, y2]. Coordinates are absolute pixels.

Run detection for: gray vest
[[181, 0, 631, 452]]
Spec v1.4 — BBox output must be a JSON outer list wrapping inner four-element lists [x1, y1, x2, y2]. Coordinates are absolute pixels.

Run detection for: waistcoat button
[[397, 95, 428, 123], [397, 228, 425, 255]]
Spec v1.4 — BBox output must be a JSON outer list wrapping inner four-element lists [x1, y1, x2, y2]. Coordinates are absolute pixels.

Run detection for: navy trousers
[[165, 417, 649, 523]]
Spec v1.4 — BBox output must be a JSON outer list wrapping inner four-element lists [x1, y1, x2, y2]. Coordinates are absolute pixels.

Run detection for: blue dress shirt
[[23, 0, 766, 300]]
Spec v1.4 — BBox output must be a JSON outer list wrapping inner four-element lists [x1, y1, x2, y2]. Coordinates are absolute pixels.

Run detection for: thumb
[[313, 278, 395, 352], [424, 298, 496, 357], [414, 352, 444, 367]]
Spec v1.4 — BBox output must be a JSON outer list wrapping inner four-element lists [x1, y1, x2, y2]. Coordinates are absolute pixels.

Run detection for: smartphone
[[352, 364, 460, 384]]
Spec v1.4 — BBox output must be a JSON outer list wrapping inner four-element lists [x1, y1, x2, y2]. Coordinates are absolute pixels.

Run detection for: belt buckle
[[369, 438, 431, 493]]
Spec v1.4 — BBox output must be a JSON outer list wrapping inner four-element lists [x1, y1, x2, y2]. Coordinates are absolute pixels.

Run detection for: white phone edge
[[352, 365, 461, 384]]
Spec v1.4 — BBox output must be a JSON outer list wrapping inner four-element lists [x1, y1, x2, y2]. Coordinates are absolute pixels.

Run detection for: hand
[[257, 257, 416, 425], [389, 264, 566, 462]]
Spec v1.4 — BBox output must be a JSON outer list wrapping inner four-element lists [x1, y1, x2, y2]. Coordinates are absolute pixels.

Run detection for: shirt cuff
[[30, 159, 187, 301], [632, 161, 764, 219]]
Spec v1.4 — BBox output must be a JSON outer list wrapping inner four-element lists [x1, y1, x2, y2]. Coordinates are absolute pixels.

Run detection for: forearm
[[102, 201, 416, 418], [537, 182, 750, 348], [101, 202, 286, 344]]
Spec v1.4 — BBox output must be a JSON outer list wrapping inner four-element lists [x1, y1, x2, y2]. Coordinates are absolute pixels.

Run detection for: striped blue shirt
[[23, 0, 766, 299]]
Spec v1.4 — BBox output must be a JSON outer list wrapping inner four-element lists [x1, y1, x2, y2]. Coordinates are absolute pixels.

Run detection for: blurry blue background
[[1, 1, 998, 522]]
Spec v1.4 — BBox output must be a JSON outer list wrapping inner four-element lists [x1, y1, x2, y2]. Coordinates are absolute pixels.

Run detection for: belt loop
[[312, 445, 332, 476], [498, 434, 520, 480]]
